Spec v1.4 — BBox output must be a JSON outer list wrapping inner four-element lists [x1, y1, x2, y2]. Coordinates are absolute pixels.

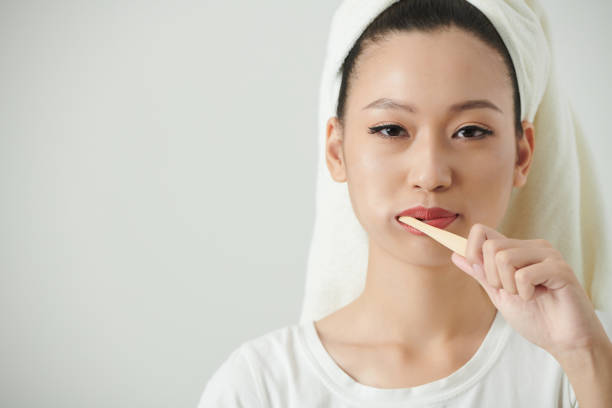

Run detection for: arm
[[555, 336, 612, 408]]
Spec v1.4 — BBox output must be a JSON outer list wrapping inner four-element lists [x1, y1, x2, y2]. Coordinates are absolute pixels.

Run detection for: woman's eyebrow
[[362, 97, 503, 114]]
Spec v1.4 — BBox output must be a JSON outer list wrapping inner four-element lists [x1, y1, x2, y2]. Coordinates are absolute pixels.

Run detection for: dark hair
[[336, 0, 522, 138]]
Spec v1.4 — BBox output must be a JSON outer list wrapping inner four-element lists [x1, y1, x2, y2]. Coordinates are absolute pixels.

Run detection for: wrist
[[554, 336, 612, 373]]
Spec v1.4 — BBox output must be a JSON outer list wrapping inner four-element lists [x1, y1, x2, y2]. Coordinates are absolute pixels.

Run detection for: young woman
[[199, 1, 612, 406]]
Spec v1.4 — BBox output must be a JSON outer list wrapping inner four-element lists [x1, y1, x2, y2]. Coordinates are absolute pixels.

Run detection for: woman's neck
[[352, 238, 497, 349]]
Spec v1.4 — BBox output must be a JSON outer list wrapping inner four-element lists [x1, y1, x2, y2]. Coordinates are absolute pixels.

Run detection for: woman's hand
[[450, 223, 609, 360]]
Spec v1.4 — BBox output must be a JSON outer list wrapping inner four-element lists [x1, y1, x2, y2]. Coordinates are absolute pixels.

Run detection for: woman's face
[[326, 27, 534, 266]]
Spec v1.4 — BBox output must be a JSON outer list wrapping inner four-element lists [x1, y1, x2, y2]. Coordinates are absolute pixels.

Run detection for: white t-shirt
[[198, 309, 612, 407]]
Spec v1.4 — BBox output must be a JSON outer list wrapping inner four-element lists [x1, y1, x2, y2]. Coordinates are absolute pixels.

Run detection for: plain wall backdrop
[[1, 1, 610, 407]]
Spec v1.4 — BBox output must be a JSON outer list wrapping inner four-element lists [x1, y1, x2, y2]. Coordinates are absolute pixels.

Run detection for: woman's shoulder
[[197, 321, 308, 408], [197, 341, 262, 407], [212, 320, 307, 372], [237, 321, 310, 372]]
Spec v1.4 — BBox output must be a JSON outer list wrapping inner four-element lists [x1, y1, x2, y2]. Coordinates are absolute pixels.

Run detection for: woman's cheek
[[463, 151, 515, 224], [348, 151, 397, 225]]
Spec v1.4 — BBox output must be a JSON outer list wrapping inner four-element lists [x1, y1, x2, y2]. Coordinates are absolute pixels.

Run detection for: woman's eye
[[455, 125, 493, 140], [367, 124, 407, 138], [367, 124, 493, 140]]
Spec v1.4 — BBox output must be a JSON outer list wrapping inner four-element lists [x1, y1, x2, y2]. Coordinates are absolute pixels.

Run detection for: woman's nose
[[407, 133, 452, 192]]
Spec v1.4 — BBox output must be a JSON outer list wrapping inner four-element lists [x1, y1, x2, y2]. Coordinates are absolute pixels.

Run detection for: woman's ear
[[325, 117, 347, 183], [513, 120, 535, 188]]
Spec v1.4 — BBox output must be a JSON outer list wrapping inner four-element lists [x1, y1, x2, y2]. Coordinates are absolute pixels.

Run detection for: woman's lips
[[397, 215, 458, 235]]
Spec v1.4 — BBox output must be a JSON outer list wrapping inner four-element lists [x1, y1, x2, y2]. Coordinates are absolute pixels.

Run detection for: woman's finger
[[480, 236, 530, 289], [478, 235, 549, 291], [465, 223, 506, 267], [515, 258, 574, 299], [482, 238, 505, 289], [494, 246, 547, 295], [514, 263, 541, 301]]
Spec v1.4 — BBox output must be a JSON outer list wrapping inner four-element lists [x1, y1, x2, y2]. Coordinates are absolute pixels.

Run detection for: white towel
[[299, 0, 610, 323]]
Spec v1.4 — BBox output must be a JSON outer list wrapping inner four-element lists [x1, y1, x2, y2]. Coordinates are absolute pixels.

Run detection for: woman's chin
[[394, 240, 457, 261]]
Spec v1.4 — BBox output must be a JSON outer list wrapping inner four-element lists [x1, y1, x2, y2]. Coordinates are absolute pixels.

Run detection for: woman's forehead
[[349, 28, 513, 115]]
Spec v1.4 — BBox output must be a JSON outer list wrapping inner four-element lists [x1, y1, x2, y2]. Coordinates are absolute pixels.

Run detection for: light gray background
[[1, 1, 610, 407]]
